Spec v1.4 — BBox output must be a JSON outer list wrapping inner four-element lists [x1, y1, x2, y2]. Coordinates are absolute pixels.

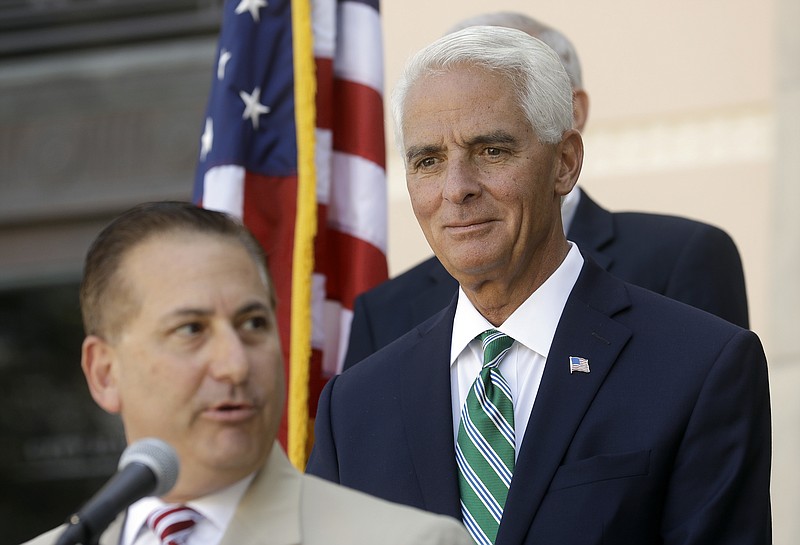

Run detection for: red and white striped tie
[[146, 505, 201, 545]]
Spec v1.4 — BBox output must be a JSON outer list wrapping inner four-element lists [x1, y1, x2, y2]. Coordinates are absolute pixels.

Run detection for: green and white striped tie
[[456, 329, 516, 545]]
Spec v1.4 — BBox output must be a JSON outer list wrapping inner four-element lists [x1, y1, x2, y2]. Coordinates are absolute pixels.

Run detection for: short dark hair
[[80, 201, 270, 338]]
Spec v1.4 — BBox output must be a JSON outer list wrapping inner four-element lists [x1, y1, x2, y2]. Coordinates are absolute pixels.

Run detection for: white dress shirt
[[560, 185, 581, 234], [450, 243, 584, 457], [123, 473, 254, 545]]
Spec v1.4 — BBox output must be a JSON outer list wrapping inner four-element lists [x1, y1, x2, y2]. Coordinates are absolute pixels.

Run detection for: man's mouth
[[203, 401, 257, 422], [444, 219, 495, 233]]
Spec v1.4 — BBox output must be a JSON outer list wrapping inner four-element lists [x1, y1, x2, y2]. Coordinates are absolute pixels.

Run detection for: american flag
[[194, 0, 388, 467], [569, 356, 590, 374]]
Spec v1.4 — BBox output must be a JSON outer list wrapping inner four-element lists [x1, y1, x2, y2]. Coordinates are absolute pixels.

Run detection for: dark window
[[0, 282, 126, 543]]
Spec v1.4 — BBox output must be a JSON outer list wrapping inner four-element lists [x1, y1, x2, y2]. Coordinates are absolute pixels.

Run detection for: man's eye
[[242, 315, 269, 331], [485, 147, 503, 156], [175, 322, 204, 336], [418, 157, 437, 169]]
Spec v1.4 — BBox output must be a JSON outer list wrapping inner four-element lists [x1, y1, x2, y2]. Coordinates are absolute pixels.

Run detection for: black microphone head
[[118, 438, 180, 497]]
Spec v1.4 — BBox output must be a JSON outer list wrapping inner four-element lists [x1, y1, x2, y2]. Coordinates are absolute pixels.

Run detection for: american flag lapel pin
[[569, 356, 590, 374]]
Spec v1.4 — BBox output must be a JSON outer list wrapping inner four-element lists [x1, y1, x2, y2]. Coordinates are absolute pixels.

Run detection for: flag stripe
[[312, 0, 335, 57], [315, 58, 334, 131], [334, 2, 383, 93], [342, 0, 380, 11], [319, 228, 389, 309], [315, 128, 333, 204], [201, 165, 245, 217], [329, 152, 388, 251], [333, 80, 386, 168]]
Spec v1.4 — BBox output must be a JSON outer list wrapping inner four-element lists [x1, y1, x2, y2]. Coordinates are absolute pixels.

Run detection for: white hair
[[446, 12, 583, 90], [391, 25, 574, 149]]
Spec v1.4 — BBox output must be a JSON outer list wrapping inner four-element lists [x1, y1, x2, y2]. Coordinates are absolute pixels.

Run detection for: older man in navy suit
[[342, 13, 748, 371], [307, 26, 771, 545]]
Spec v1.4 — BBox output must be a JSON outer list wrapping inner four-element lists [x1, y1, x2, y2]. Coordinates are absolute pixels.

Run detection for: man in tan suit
[[23, 202, 470, 545]]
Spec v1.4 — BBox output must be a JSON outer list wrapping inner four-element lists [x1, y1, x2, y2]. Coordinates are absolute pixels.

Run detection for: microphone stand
[[54, 515, 99, 545], [54, 464, 156, 545]]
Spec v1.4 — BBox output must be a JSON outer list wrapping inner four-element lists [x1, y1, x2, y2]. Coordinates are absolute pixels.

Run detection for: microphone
[[55, 438, 180, 545]]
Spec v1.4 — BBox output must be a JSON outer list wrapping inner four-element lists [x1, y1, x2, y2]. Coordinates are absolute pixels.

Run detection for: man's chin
[[440, 254, 503, 283], [197, 429, 270, 471]]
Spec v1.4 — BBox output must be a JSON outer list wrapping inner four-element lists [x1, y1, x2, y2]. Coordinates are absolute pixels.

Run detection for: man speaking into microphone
[[23, 202, 471, 545]]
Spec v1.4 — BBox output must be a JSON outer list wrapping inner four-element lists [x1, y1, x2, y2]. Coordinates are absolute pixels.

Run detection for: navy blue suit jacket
[[343, 189, 749, 369], [308, 258, 771, 544]]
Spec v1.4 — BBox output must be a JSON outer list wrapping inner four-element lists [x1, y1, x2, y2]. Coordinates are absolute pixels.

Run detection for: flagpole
[[288, 0, 317, 470]]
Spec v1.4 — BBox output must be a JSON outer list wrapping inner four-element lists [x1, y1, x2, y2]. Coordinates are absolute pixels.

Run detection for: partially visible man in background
[[23, 202, 471, 545], [343, 12, 749, 370]]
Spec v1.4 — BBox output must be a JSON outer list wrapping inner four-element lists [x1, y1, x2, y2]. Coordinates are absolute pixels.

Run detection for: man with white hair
[[342, 12, 749, 371], [308, 26, 770, 545]]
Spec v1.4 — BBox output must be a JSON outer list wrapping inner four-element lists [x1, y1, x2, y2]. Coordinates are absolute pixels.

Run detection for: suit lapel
[[496, 260, 633, 545], [399, 302, 462, 520], [567, 189, 615, 270], [221, 444, 301, 545]]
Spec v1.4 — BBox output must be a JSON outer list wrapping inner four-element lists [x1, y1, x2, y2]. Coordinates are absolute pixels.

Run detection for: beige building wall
[[382, 1, 798, 542]]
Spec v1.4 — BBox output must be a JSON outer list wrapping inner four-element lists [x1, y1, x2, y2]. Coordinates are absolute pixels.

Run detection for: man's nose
[[209, 325, 249, 384], [442, 159, 481, 204]]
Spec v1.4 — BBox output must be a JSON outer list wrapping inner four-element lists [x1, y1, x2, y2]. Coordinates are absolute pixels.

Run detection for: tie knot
[[478, 329, 515, 369], [147, 505, 201, 545]]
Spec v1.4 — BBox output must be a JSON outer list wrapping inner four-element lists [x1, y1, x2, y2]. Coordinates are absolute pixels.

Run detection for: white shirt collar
[[561, 185, 581, 234], [451, 242, 584, 364], [123, 472, 255, 545]]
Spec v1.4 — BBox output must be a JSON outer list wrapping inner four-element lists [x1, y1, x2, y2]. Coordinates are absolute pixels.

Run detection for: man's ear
[[554, 128, 584, 197], [81, 335, 122, 414]]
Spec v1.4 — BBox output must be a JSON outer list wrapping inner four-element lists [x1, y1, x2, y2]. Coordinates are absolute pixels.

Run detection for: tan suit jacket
[[23, 442, 471, 545]]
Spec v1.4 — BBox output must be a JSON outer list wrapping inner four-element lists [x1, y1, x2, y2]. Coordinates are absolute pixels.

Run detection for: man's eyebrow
[[168, 308, 212, 318], [405, 144, 444, 164], [166, 301, 272, 320], [236, 301, 272, 316], [465, 131, 519, 147]]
